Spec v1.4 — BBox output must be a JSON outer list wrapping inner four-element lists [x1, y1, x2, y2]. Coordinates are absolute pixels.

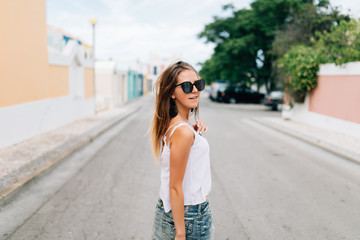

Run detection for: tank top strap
[[163, 121, 192, 146], [164, 121, 188, 137], [169, 122, 192, 139]]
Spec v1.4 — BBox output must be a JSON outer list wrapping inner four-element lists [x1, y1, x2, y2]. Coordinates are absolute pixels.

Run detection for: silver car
[[264, 91, 284, 110]]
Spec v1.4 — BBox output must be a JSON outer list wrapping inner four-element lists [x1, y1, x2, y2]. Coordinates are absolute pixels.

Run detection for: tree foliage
[[198, 0, 350, 94], [198, 0, 311, 92], [280, 45, 319, 102], [317, 19, 360, 65], [272, 1, 350, 93], [279, 19, 360, 103], [272, 1, 350, 56]]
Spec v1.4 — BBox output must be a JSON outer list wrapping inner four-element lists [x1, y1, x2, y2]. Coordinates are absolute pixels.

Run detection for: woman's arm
[[169, 126, 194, 239]]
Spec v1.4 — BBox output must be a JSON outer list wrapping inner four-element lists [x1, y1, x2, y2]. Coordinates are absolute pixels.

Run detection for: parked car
[[222, 85, 265, 103], [264, 90, 284, 110], [209, 81, 228, 102]]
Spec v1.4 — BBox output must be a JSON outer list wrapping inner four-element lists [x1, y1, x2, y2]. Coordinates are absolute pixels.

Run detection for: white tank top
[[159, 121, 212, 213]]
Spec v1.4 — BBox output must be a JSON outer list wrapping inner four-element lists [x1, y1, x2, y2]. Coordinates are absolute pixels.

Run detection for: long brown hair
[[150, 61, 199, 160]]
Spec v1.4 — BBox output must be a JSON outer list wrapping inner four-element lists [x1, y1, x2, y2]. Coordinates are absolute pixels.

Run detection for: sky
[[46, 0, 360, 70]]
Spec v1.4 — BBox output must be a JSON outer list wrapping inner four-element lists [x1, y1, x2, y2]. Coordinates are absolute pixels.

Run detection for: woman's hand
[[193, 120, 208, 135]]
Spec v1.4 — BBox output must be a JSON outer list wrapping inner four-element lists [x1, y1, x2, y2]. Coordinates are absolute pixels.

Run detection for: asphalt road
[[2, 94, 360, 240]]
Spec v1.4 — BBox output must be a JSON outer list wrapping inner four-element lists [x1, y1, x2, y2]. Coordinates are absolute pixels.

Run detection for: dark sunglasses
[[175, 79, 205, 94]]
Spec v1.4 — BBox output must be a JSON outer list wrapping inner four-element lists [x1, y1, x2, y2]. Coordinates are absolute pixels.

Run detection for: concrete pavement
[[252, 116, 360, 164], [1, 95, 359, 210], [2, 95, 360, 239], [0, 95, 150, 208]]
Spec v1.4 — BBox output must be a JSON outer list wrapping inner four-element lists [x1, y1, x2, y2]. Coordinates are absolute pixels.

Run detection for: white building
[[95, 61, 127, 111], [146, 54, 180, 92]]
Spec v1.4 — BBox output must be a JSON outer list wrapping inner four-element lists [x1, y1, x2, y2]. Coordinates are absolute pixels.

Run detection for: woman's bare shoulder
[[172, 125, 193, 137], [170, 125, 194, 146]]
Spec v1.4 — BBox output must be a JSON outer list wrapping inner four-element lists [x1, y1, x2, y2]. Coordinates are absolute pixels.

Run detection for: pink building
[[286, 62, 360, 138]]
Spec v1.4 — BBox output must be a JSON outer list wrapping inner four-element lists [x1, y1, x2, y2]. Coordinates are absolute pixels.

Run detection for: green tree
[[198, 0, 350, 94], [199, 0, 310, 92], [317, 19, 360, 65], [199, 8, 257, 86], [279, 19, 360, 103], [280, 45, 319, 102], [272, 1, 350, 90]]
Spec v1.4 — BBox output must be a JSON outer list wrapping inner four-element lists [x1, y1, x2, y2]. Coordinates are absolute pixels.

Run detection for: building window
[[153, 66, 157, 75]]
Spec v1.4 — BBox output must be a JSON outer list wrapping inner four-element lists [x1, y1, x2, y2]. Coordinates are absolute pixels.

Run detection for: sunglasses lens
[[181, 82, 193, 93], [195, 79, 205, 91]]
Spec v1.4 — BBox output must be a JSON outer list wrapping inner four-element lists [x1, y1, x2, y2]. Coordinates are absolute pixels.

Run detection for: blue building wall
[[127, 70, 143, 101], [138, 74, 143, 96]]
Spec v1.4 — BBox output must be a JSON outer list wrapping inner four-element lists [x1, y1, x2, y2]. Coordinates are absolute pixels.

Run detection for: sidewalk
[[0, 95, 151, 208], [253, 116, 360, 164]]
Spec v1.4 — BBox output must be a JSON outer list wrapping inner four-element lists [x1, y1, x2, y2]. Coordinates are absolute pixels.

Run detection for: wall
[[127, 70, 137, 101], [0, 0, 49, 108], [84, 68, 94, 99], [288, 61, 360, 138], [309, 62, 360, 124], [0, 0, 95, 149], [48, 65, 69, 97], [95, 61, 131, 111]]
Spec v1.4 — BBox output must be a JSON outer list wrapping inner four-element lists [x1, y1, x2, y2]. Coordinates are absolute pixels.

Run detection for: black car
[[222, 86, 265, 103]]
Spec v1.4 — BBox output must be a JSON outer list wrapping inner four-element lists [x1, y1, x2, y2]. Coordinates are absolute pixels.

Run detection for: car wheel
[[271, 105, 278, 111], [229, 98, 236, 104]]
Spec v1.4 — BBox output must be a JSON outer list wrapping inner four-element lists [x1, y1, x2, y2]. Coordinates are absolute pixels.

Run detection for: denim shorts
[[151, 198, 214, 240]]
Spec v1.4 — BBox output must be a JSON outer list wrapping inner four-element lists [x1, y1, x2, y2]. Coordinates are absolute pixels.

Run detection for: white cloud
[[330, 0, 360, 19], [47, 0, 360, 69], [47, 0, 251, 68], [48, 0, 360, 69]]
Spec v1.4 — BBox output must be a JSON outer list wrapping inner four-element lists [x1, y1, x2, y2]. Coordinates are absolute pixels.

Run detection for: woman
[[150, 61, 213, 239]]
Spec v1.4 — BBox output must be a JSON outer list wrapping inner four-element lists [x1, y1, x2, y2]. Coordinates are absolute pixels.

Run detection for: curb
[[252, 117, 360, 165], [0, 104, 142, 209]]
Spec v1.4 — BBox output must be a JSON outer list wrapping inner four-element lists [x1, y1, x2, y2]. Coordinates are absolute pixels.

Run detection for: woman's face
[[171, 69, 201, 110]]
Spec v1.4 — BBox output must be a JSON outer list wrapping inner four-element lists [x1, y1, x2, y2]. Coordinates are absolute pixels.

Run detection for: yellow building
[[0, 0, 95, 149]]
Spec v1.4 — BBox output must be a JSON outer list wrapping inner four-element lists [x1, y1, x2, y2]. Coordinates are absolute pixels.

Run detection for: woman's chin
[[188, 103, 199, 109]]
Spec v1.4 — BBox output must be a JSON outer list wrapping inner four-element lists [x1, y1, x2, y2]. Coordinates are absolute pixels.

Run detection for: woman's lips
[[189, 96, 198, 100]]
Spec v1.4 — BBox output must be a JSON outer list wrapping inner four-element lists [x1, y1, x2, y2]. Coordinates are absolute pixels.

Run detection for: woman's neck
[[174, 106, 190, 122]]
